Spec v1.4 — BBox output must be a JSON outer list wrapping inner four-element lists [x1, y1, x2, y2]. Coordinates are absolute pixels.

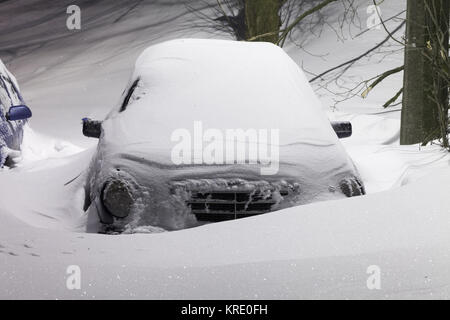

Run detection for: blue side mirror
[[6, 105, 32, 121]]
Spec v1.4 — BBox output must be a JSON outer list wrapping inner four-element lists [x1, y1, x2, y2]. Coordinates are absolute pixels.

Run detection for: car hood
[[91, 133, 357, 192]]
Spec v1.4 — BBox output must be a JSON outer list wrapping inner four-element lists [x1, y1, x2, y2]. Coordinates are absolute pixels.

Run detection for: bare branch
[[310, 21, 406, 83], [372, 0, 405, 46], [361, 65, 404, 98], [276, 0, 338, 46], [383, 87, 403, 108]]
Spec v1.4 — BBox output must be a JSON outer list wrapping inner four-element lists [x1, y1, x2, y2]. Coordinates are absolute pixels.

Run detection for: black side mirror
[[82, 118, 102, 138], [331, 121, 352, 139], [6, 105, 32, 121]]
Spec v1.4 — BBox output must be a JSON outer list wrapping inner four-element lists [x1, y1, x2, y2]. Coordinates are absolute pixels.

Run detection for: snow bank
[[106, 39, 339, 146], [0, 169, 449, 299]]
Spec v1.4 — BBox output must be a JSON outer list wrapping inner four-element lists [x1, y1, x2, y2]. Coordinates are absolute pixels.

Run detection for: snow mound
[[20, 126, 83, 165], [106, 39, 340, 147]]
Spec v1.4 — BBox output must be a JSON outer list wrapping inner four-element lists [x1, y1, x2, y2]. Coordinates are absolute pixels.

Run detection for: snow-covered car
[[0, 59, 32, 168], [84, 39, 365, 232]]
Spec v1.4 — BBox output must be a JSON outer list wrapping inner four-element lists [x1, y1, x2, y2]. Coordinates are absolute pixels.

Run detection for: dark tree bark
[[401, 0, 450, 145], [244, 0, 282, 43]]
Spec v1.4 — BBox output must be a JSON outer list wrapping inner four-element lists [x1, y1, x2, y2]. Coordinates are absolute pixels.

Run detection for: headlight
[[101, 179, 134, 219]]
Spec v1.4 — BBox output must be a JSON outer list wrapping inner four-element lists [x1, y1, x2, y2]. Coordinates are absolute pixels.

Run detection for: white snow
[[102, 38, 347, 154], [0, 0, 449, 299], [1, 169, 449, 299]]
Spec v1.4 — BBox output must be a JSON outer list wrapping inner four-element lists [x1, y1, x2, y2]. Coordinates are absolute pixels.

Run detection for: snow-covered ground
[[0, 0, 449, 299]]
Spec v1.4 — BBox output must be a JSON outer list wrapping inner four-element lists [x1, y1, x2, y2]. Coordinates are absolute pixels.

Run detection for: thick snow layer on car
[[105, 39, 342, 149], [1, 164, 450, 299], [87, 39, 363, 231]]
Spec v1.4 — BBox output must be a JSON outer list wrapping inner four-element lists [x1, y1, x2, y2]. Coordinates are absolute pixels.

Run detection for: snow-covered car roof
[[103, 39, 340, 150]]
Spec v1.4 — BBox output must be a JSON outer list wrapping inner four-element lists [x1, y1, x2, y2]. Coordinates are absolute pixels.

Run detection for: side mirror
[[82, 118, 102, 139], [331, 121, 352, 139], [6, 105, 32, 121]]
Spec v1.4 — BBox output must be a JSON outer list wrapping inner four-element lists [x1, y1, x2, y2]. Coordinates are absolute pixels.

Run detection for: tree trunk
[[244, 0, 281, 43], [401, 0, 449, 145]]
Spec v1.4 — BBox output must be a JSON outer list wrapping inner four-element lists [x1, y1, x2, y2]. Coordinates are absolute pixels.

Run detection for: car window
[[119, 79, 140, 113]]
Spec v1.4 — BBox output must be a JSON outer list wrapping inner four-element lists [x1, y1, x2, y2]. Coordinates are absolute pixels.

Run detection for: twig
[[354, 10, 406, 38], [310, 21, 406, 82], [361, 65, 404, 98], [383, 87, 403, 108], [277, 0, 338, 46]]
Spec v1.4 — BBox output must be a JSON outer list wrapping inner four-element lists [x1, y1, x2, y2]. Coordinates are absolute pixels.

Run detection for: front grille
[[170, 179, 299, 222]]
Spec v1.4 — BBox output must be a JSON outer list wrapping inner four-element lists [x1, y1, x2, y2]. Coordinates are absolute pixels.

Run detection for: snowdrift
[[0, 169, 449, 299]]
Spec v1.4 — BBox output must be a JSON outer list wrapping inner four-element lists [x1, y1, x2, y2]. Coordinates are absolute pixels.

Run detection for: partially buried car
[[84, 39, 365, 233], [0, 59, 32, 168]]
